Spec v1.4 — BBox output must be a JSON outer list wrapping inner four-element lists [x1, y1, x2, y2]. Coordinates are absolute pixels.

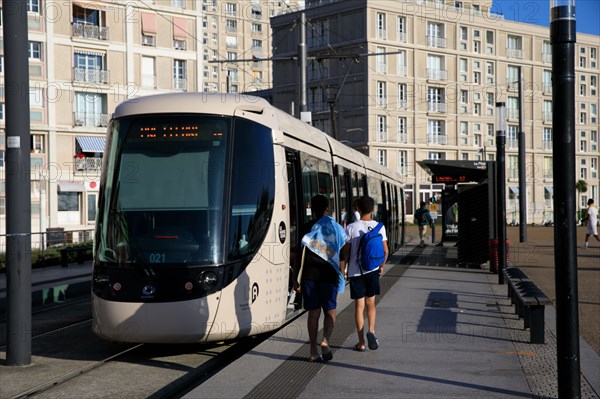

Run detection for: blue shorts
[[349, 271, 381, 299], [302, 279, 338, 311]]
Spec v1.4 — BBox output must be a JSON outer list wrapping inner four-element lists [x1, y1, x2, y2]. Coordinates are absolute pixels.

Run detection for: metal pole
[[3, 0, 32, 366], [298, 12, 307, 114], [496, 103, 507, 285], [518, 66, 527, 241], [551, 1, 580, 397]]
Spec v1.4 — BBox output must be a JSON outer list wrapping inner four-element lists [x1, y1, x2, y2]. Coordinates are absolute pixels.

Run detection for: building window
[[426, 22, 445, 48], [398, 150, 408, 175], [397, 16, 406, 42], [173, 59, 187, 90], [427, 87, 446, 113], [376, 81, 387, 107], [376, 115, 387, 141], [427, 54, 446, 80], [427, 120, 446, 144], [74, 92, 108, 127], [398, 83, 407, 108], [31, 134, 44, 153], [397, 117, 407, 143], [142, 56, 156, 88], [377, 149, 387, 166], [376, 12, 386, 39], [376, 46, 387, 73], [507, 35, 523, 58], [28, 41, 43, 61], [27, 0, 40, 13]]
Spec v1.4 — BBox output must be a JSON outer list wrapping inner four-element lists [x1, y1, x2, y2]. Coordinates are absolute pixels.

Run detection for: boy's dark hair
[[358, 196, 375, 215], [588, 198, 595, 206], [420, 201, 426, 208], [311, 195, 329, 217]]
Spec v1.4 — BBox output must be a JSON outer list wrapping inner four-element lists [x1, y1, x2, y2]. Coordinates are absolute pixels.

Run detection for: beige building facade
[[0, 0, 301, 245], [271, 0, 599, 222]]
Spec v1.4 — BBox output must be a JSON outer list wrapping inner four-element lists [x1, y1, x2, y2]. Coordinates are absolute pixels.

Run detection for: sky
[[492, 0, 600, 36]]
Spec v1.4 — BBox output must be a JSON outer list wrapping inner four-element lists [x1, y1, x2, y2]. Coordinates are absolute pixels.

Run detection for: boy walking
[[294, 195, 348, 362], [584, 198, 599, 248], [345, 196, 389, 351], [414, 201, 433, 247]]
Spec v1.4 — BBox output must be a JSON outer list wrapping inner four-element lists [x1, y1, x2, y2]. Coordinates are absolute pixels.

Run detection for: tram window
[[227, 118, 275, 260], [351, 172, 365, 198], [367, 177, 383, 221], [337, 166, 351, 227], [300, 153, 333, 224]]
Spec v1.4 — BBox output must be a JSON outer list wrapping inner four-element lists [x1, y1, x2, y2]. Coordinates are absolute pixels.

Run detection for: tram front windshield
[[97, 114, 275, 266]]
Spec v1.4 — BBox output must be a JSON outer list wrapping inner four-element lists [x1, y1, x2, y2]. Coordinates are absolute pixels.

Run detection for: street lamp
[[495, 102, 507, 285], [550, 1, 580, 397]]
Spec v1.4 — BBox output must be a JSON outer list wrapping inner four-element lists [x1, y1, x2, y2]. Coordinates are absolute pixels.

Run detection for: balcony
[[543, 82, 552, 94], [75, 156, 102, 171], [426, 35, 446, 48], [426, 68, 447, 81], [397, 31, 406, 42], [507, 109, 519, 120], [507, 48, 523, 59], [543, 140, 553, 151], [73, 112, 109, 127], [397, 99, 407, 109], [397, 65, 407, 76], [72, 23, 109, 40], [542, 52, 552, 63], [73, 67, 109, 84], [543, 111, 553, 123], [142, 74, 156, 88], [427, 134, 447, 145], [397, 133, 408, 144], [173, 78, 187, 91], [427, 102, 447, 113]]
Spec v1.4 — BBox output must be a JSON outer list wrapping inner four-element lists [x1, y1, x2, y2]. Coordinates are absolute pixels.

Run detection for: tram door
[[285, 150, 303, 311]]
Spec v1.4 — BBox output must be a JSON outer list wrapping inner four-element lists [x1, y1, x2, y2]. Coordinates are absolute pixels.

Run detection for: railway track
[[0, 292, 298, 399]]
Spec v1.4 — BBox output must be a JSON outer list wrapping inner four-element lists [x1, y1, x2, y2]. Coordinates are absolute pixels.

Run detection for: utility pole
[[495, 102, 507, 285], [3, 0, 32, 366], [518, 66, 527, 242], [298, 12, 310, 124], [551, 1, 580, 397]]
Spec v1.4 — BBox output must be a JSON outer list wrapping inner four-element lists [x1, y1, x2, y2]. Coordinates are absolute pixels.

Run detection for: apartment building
[[271, 0, 599, 222], [0, 0, 300, 240]]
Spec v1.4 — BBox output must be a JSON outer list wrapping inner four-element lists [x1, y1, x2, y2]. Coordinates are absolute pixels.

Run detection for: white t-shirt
[[586, 205, 598, 235], [346, 220, 388, 277]]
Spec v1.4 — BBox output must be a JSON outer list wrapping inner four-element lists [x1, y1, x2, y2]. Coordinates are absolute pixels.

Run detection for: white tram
[[92, 93, 405, 343]]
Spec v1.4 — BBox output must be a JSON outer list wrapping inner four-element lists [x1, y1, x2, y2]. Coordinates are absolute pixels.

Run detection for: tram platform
[[185, 243, 600, 399], [0, 242, 598, 398]]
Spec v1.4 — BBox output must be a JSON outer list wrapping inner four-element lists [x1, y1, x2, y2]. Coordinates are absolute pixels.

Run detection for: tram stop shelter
[[417, 160, 499, 266]]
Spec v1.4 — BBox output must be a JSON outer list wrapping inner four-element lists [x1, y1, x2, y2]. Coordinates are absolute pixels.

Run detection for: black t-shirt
[[299, 219, 339, 285]]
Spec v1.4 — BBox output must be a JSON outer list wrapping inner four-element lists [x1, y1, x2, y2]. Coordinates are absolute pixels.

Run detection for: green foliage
[[0, 241, 93, 273]]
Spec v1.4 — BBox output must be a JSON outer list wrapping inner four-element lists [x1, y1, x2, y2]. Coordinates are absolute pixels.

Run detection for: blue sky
[[492, 0, 600, 36]]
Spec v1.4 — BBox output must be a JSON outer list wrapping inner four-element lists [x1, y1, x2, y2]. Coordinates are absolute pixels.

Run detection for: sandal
[[353, 343, 366, 352], [366, 332, 379, 350], [320, 344, 333, 361]]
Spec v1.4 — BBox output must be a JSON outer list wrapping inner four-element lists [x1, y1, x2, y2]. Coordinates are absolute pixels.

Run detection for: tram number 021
[[149, 253, 166, 263]]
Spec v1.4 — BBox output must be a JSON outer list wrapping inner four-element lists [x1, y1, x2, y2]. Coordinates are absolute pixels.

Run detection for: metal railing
[[72, 23, 109, 40], [73, 67, 109, 84]]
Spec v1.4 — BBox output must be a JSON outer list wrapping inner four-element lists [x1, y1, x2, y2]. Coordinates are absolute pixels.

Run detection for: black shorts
[[349, 271, 381, 299]]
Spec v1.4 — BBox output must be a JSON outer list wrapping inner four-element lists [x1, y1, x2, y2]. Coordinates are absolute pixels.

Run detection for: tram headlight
[[198, 271, 219, 291]]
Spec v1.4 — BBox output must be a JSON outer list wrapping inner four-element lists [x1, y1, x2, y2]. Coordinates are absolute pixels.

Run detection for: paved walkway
[[190, 243, 600, 399]]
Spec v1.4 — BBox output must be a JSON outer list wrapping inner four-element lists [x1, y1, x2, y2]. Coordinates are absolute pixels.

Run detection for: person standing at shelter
[[293, 195, 349, 362], [583, 198, 599, 248], [414, 201, 434, 247], [345, 196, 388, 352]]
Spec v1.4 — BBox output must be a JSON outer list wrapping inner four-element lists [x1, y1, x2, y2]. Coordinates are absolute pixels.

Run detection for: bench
[[60, 245, 93, 267], [503, 267, 553, 344]]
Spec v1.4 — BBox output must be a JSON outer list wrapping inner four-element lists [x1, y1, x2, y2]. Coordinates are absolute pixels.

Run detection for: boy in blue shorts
[[294, 195, 349, 362], [345, 196, 389, 351]]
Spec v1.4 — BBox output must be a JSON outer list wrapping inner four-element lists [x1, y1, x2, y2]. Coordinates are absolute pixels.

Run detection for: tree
[[575, 179, 588, 222]]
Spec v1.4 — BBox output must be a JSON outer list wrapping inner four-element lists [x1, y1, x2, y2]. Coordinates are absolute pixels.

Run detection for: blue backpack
[[358, 222, 385, 272]]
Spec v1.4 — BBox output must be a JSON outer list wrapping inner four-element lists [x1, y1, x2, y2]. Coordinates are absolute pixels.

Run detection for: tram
[[91, 93, 405, 343]]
